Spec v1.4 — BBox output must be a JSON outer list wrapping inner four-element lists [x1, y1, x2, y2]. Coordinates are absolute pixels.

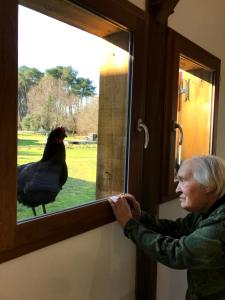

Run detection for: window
[[0, 0, 147, 261], [175, 56, 215, 163], [17, 4, 130, 221], [161, 29, 220, 202]]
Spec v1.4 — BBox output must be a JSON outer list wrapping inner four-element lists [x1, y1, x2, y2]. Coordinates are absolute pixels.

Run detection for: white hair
[[183, 155, 225, 198]]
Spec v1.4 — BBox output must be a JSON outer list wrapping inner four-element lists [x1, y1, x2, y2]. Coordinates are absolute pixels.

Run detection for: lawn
[[17, 132, 97, 221]]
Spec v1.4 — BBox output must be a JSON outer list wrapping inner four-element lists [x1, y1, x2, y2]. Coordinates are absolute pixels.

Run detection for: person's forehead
[[178, 160, 194, 177]]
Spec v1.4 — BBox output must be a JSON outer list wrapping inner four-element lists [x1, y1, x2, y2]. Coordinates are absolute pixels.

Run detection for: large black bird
[[17, 127, 68, 216]]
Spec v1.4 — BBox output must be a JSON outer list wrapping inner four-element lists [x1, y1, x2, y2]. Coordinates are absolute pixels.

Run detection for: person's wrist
[[133, 210, 141, 221], [121, 216, 133, 228]]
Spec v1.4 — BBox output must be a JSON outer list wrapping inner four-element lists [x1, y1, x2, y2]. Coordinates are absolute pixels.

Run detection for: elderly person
[[109, 155, 225, 299]]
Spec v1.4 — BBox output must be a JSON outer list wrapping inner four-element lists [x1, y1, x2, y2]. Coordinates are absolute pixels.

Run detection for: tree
[[18, 65, 96, 132], [18, 66, 44, 126], [27, 76, 80, 131], [46, 66, 78, 92], [21, 114, 42, 131], [46, 66, 96, 108], [75, 77, 96, 106], [18, 66, 44, 121], [76, 96, 99, 134]]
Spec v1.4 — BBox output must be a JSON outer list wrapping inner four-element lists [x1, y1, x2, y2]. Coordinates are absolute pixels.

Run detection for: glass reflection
[[17, 4, 130, 221], [174, 55, 214, 174]]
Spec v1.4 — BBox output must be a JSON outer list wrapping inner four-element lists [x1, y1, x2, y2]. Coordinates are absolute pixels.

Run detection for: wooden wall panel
[[0, 0, 17, 251]]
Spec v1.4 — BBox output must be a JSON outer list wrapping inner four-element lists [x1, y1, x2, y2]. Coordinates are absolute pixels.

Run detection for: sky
[[18, 5, 104, 90]]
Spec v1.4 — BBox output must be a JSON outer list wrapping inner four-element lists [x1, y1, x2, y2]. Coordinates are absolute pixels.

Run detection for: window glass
[[174, 55, 214, 173], [17, 4, 131, 221]]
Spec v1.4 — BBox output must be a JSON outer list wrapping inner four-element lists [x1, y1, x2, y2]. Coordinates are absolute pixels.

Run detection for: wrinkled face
[[175, 161, 210, 213]]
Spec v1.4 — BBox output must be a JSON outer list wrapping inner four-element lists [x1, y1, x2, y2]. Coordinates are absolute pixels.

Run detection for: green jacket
[[124, 197, 225, 299]]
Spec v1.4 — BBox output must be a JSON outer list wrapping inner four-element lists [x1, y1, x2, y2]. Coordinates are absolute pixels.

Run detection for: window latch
[[173, 121, 183, 168], [137, 118, 149, 149]]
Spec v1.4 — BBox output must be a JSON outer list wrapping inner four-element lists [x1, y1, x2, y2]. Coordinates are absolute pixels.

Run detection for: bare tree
[[76, 96, 99, 135], [27, 76, 80, 131]]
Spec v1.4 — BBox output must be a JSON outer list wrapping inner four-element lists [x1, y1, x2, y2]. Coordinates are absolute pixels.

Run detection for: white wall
[[157, 1, 225, 299], [0, 223, 136, 300], [157, 201, 188, 300]]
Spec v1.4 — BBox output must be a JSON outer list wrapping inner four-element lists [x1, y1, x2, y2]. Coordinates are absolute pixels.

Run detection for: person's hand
[[123, 193, 141, 221], [108, 195, 133, 228]]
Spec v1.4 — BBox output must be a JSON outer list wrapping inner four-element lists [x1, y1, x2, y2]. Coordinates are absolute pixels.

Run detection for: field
[[17, 132, 97, 221]]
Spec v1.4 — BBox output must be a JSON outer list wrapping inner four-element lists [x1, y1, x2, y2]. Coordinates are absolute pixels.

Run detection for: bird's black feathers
[[17, 127, 68, 213]]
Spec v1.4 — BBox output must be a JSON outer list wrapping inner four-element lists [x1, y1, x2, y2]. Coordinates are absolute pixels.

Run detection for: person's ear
[[204, 186, 215, 193]]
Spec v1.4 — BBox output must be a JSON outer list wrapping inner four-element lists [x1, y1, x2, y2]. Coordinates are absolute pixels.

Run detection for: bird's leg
[[42, 204, 46, 214], [32, 207, 37, 216]]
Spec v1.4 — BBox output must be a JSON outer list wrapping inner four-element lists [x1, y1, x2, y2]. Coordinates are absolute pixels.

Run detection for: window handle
[[137, 118, 149, 149], [174, 122, 183, 145], [174, 121, 183, 166]]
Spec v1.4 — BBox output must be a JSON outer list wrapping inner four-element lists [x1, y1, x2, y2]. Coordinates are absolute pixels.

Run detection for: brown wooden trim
[[73, 0, 146, 26], [211, 66, 220, 154], [16, 201, 114, 246], [20, 0, 146, 34], [0, 200, 114, 263], [20, 0, 120, 37], [128, 18, 148, 200], [146, 0, 180, 24], [135, 14, 168, 300], [161, 28, 180, 201], [161, 28, 221, 203], [0, 0, 148, 267], [172, 30, 221, 70], [0, 0, 18, 252]]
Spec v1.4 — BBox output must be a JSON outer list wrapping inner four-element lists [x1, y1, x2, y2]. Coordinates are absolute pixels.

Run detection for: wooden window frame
[[161, 28, 221, 203], [0, 0, 148, 262]]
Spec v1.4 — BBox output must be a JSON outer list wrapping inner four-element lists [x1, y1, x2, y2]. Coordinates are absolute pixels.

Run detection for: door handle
[[174, 122, 183, 146], [173, 121, 183, 167], [137, 118, 149, 149]]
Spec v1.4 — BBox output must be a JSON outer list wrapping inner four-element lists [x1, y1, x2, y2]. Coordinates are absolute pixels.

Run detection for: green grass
[[17, 133, 97, 221]]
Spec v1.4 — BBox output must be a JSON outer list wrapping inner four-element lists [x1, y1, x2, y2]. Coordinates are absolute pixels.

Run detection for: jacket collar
[[202, 194, 225, 220]]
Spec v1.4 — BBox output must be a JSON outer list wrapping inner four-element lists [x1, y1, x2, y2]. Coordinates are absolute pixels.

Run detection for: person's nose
[[176, 182, 181, 193]]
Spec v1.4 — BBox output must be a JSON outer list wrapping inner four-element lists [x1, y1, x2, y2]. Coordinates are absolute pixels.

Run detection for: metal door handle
[[174, 121, 183, 146], [174, 121, 183, 167], [137, 118, 149, 149]]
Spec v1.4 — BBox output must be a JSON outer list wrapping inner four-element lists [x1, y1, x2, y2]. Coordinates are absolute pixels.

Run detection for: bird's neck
[[41, 143, 65, 162]]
